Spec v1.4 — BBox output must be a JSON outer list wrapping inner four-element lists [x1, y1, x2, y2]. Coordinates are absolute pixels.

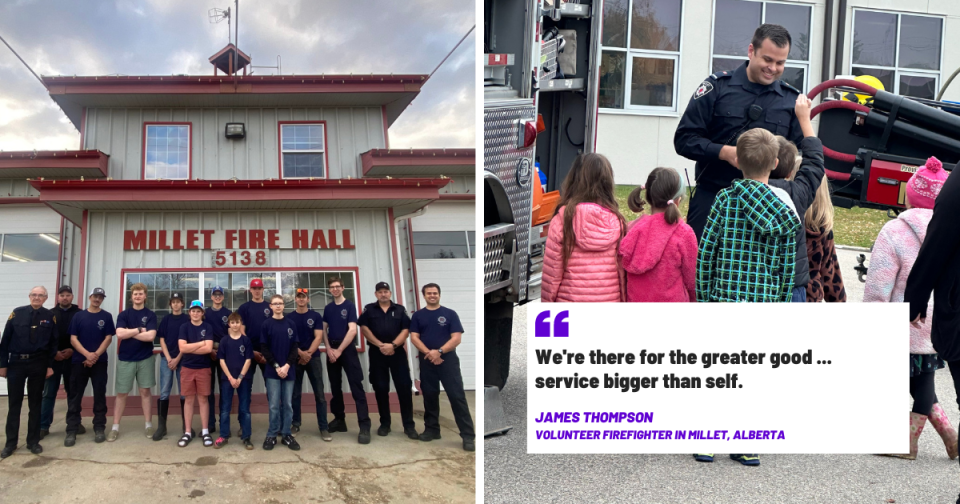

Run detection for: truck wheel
[[485, 298, 514, 390]]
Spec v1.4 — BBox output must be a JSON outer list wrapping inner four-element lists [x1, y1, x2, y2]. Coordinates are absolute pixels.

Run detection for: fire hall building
[[0, 45, 476, 406]]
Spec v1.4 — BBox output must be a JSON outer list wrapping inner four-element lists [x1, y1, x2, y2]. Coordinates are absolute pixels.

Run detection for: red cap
[[250, 278, 264, 288]]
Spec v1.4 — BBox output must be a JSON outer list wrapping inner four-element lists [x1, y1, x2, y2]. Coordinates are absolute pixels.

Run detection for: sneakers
[[418, 431, 441, 442], [77, 424, 86, 435], [463, 439, 475, 452], [328, 418, 348, 432], [242, 438, 254, 450], [94, 430, 106, 443], [730, 454, 761, 466], [64, 433, 77, 447], [39, 429, 49, 440], [291, 423, 300, 434], [28, 444, 42, 455], [106, 429, 119, 442], [263, 436, 277, 450], [281, 435, 300, 451], [377, 425, 390, 437], [0, 445, 14, 458], [694, 454, 714, 463], [145, 427, 155, 439], [320, 430, 332, 442], [404, 427, 419, 440], [358, 429, 371, 445], [214, 437, 228, 449]]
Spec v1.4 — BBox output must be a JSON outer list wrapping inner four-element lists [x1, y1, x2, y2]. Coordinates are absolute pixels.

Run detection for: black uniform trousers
[[208, 357, 221, 424], [419, 351, 474, 440], [66, 360, 108, 433], [368, 346, 415, 430], [326, 341, 370, 429], [687, 185, 720, 242], [4, 358, 47, 448]]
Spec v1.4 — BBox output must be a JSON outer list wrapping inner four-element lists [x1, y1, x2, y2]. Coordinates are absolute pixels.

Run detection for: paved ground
[[485, 249, 960, 503], [0, 393, 475, 504]]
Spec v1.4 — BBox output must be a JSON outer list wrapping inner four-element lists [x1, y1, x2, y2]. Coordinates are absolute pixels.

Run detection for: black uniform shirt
[[0, 305, 58, 368], [50, 304, 80, 352], [359, 302, 410, 346], [674, 61, 803, 192]]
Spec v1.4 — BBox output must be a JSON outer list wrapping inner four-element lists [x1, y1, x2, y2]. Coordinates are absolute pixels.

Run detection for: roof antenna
[[208, 5, 231, 47], [0, 33, 45, 87]]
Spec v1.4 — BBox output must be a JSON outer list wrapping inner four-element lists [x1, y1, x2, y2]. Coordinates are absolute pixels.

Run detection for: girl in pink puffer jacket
[[541, 153, 627, 303]]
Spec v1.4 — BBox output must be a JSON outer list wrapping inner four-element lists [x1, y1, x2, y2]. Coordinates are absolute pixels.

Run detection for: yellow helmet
[[842, 75, 884, 105]]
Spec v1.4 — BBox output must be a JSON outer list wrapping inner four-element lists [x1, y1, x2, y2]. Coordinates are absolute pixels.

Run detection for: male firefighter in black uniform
[[675, 23, 804, 240], [42, 285, 83, 439], [0, 286, 58, 457]]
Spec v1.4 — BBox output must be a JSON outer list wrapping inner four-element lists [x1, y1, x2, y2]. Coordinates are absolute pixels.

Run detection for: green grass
[[615, 184, 889, 249]]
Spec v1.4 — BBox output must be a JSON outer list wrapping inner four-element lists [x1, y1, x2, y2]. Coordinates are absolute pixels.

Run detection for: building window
[[280, 123, 327, 178], [851, 9, 943, 100], [123, 269, 359, 349], [412, 231, 473, 259], [0, 233, 60, 262], [711, 0, 812, 93], [144, 124, 191, 180], [599, 0, 684, 114]]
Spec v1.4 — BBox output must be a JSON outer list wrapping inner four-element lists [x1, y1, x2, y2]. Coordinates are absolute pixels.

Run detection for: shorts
[[180, 367, 212, 396], [115, 355, 157, 394]]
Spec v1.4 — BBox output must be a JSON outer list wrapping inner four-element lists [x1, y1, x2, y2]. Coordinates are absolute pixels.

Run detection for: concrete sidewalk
[[0, 392, 475, 504]]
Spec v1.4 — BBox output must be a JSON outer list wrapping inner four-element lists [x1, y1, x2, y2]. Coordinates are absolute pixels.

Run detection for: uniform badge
[[341, 309, 347, 319], [201, 329, 207, 337], [239, 344, 245, 354], [222, 316, 228, 324], [98, 319, 105, 329], [287, 328, 294, 338], [694, 80, 714, 100], [263, 308, 270, 316], [141, 316, 148, 324], [438, 316, 447, 326], [307, 318, 314, 327], [7, 312, 13, 321]]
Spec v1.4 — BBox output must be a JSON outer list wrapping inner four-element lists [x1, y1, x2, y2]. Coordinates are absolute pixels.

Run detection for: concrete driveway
[[485, 248, 960, 503]]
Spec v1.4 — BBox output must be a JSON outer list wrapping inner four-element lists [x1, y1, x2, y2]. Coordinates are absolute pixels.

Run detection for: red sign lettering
[[124, 230, 147, 250]]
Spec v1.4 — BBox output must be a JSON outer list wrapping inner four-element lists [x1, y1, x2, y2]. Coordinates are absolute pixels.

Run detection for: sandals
[[178, 432, 193, 447], [203, 433, 214, 447]]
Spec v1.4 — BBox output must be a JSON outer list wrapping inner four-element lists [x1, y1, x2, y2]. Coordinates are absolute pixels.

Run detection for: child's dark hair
[[770, 136, 798, 180], [627, 187, 645, 214], [644, 167, 682, 225]]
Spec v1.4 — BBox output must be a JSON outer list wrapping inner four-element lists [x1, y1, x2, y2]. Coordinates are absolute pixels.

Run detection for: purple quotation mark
[[535, 310, 569, 337]]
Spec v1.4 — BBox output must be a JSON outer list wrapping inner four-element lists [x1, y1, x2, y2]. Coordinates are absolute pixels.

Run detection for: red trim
[[44, 74, 426, 91], [56, 217, 64, 294], [0, 150, 108, 177], [381, 106, 390, 149], [142, 122, 192, 180], [208, 43, 252, 65], [79, 107, 86, 148], [438, 193, 475, 200], [387, 208, 403, 307], [78, 210, 88, 310], [119, 267, 365, 353], [407, 221, 421, 309], [360, 148, 475, 176], [0, 197, 41, 204], [277, 121, 330, 180]]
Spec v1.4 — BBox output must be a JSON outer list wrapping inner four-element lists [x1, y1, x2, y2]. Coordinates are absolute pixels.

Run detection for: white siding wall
[[0, 179, 39, 198], [440, 175, 476, 195], [82, 107, 387, 181]]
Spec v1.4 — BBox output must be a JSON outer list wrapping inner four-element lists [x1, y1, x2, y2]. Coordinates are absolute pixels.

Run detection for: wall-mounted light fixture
[[225, 123, 246, 139]]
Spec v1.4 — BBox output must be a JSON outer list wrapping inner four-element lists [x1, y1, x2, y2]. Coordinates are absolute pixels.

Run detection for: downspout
[[833, 0, 847, 82], [821, 0, 835, 86], [392, 206, 427, 395]]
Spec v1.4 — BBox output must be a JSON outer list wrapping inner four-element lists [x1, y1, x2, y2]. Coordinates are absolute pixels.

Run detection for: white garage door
[[411, 202, 476, 389], [0, 206, 62, 396]]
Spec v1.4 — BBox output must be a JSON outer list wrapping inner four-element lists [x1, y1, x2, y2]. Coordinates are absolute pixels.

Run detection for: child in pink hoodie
[[619, 168, 698, 302], [541, 153, 627, 303], [865, 156, 956, 460]]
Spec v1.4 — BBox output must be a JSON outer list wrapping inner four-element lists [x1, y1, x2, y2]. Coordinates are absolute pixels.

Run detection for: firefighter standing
[[0, 286, 57, 457]]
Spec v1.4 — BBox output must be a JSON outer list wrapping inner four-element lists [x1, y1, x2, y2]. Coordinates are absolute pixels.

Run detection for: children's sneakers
[[693, 454, 714, 463], [263, 436, 277, 450], [281, 435, 300, 451], [214, 437, 228, 449], [730, 454, 760, 466], [242, 438, 254, 450]]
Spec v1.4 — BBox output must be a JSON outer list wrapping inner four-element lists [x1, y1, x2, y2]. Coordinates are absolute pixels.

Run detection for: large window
[[0, 233, 60, 262], [413, 231, 475, 259], [851, 9, 943, 100], [122, 269, 361, 350], [711, 0, 812, 93], [280, 123, 327, 178], [143, 123, 191, 180], [600, 0, 684, 114]]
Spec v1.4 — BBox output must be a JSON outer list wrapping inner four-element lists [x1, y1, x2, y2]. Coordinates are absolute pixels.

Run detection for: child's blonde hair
[[804, 175, 834, 233]]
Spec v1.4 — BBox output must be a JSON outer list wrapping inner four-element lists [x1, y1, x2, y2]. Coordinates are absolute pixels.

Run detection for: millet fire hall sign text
[[123, 228, 356, 251]]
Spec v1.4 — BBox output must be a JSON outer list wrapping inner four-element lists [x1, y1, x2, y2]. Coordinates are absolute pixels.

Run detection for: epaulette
[[708, 71, 733, 81], [780, 80, 801, 94]]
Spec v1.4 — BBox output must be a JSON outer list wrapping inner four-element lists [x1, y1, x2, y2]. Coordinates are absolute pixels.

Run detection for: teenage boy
[[410, 283, 475, 452], [110, 282, 158, 441], [42, 285, 81, 439], [260, 294, 301, 451], [359, 282, 417, 439], [177, 301, 214, 447], [237, 279, 269, 384], [205, 286, 231, 433], [154, 292, 189, 441], [322, 276, 371, 444], [286, 288, 331, 441], [65, 288, 115, 447], [214, 312, 253, 450]]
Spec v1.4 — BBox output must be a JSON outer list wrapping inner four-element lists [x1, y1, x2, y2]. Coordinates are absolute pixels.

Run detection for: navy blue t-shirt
[[322, 300, 357, 342], [69, 310, 116, 364], [205, 306, 231, 344], [115, 307, 158, 362], [217, 334, 252, 380], [158, 312, 189, 359], [410, 306, 464, 350], [237, 300, 271, 351], [260, 317, 298, 381], [178, 321, 213, 369], [286, 309, 322, 357]]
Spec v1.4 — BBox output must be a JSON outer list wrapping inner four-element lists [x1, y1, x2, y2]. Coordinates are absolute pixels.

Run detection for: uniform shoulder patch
[[710, 71, 733, 80], [694, 80, 714, 100], [780, 80, 800, 95], [7, 312, 14, 321]]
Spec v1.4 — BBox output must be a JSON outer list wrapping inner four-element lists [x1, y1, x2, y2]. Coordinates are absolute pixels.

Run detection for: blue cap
[[211, 286, 224, 295], [189, 300, 204, 310]]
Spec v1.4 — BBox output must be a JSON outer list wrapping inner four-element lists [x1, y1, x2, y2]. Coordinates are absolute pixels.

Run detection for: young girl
[[804, 175, 846, 303], [865, 156, 956, 460], [541, 153, 627, 302], [619, 168, 697, 302]]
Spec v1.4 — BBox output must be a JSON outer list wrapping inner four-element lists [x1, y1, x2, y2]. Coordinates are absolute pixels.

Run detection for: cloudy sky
[[0, 0, 475, 151]]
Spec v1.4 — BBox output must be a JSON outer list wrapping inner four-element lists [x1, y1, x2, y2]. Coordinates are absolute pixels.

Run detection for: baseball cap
[[249, 278, 264, 289], [89, 287, 106, 298], [58, 285, 73, 294], [375, 282, 391, 292], [295, 288, 309, 297], [170, 292, 184, 302], [189, 300, 204, 310], [211, 286, 224, 295]]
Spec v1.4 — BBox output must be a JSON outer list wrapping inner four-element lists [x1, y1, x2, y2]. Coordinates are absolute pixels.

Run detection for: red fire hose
[[804, 80, 878, 181]]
